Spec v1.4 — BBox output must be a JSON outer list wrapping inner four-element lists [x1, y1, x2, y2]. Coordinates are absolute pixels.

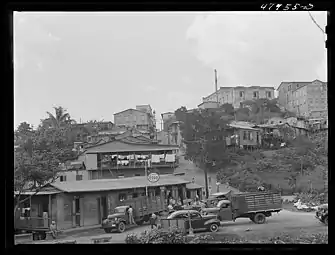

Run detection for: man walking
[[150, 213, 157, 229]]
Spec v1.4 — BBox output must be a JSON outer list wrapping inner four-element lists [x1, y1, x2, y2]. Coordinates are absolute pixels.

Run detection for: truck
[[101, 195, 167, 233], [315, 204, 328, 226], [201, 191, 282, 224], [14, 214, 51, 241]]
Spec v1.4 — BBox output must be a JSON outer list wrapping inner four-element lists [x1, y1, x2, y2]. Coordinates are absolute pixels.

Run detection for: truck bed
[[232, 192, 282, 214]]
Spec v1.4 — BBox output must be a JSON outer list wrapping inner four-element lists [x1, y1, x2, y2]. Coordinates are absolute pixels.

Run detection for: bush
[[268, 233, 328, 244], [125, 228, 215, 244], [125, 227, 187, 244]]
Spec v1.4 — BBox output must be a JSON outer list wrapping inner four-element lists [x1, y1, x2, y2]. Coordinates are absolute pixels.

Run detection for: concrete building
[[197, 101, 219, 110], [114, 105, 156, 132], [202, 86, 275, 108], [277, 79, 327, 119]]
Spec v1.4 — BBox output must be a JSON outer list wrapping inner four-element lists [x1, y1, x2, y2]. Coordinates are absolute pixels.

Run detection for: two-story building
[[114, 105, 156, 134], [202, 86, 275, 108]]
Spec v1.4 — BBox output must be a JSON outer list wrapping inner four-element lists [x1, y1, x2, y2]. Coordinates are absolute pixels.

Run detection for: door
[[190, 212, 204, 230], [219, 205, 233, 221], [97, 198, 101, 224], [101, 196, 108, 220], [73, 197, 81, 227]]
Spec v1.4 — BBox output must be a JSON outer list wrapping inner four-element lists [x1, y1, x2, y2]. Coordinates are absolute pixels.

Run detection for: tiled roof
[[114, 108, 147, 115], [51, 175, 190, 193], [85, 140, 179, 153]]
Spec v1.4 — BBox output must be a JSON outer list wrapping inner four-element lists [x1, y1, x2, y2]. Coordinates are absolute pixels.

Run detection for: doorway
[[74, 197, 81, 227]]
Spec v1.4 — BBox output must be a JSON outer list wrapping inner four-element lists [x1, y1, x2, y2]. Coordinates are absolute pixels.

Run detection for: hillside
[[216, 131, 328, 195]]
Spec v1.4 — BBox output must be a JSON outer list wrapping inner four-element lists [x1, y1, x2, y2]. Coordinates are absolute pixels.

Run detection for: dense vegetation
[[125, 227, 328, 244], [174, 100, 328, 195]]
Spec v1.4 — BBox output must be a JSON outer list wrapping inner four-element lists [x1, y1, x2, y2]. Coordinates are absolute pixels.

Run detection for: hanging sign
[[148, 172, 160, 183]]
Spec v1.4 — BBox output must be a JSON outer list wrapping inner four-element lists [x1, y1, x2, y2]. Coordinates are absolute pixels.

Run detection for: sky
[[14, 11, 327, 130]]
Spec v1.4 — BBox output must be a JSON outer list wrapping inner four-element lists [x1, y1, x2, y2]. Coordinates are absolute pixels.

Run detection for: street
[[59, 210, 327, 243]]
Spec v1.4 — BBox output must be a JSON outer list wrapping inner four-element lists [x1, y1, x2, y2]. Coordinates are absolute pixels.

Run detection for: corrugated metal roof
[[15, 186, 62, 196], [85, 140, 179, 153], [186, 183, 203, 190], [228, 124, 259, 131], [51, 175, 190, 193]]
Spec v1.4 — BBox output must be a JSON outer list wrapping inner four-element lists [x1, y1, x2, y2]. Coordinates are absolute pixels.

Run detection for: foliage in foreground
[[125, 228, 328, 244]]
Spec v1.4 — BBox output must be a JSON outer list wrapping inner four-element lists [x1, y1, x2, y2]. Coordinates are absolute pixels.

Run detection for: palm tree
[[45, 106, 75, 129]]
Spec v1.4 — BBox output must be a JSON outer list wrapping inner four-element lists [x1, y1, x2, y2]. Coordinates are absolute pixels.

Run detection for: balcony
[[98, 158, 179, 170]]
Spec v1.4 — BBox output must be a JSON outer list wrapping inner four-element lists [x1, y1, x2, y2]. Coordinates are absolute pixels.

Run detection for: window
[[60, 175, 67, 182], [118, 174, 125, 179], [119, 193, 126, 202], [253, 91, 259, 98], [239, 91, 244, 98], [190, 212, 201, 219], [76, 174, 83, 181], [288, 85, 291, 91], [243, 131, 248, 140], [267, 91, 272, 98]]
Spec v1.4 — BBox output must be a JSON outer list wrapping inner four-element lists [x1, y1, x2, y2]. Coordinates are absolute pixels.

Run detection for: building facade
[[277, 80, 327, 119], [114, 107, 156, 132], [202, 86, 275, 108], [198, 101, 219, 109]]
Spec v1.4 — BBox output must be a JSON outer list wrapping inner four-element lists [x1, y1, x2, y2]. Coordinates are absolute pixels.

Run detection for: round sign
[[148, 173, 160, 183]]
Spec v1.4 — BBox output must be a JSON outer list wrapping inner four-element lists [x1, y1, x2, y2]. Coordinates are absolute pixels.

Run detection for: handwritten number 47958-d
[[260, 3, 314, 11]]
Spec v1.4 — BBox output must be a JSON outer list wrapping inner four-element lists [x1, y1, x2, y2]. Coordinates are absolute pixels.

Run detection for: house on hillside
[[226, 123, 262, 149], [16, 175, 190, 230]]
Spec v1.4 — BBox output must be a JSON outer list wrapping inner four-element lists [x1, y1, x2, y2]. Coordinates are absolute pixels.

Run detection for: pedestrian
[[128, 205, 136, 225], [150, 213, 157, 229], [49, 221, 57, 239]]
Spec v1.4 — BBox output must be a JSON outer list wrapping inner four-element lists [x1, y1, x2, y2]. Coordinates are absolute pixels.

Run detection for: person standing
[[150, 213, 157, 229], [128, 205, 136, 225]]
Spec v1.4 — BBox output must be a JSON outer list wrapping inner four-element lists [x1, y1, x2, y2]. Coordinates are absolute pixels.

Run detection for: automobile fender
[[204, 219, 220, 226]]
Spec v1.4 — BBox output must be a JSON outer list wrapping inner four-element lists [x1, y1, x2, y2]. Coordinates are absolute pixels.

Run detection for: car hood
[[202, 214, 218, 220], [107, 213, 125, 219], [202, 207, 220, 213]]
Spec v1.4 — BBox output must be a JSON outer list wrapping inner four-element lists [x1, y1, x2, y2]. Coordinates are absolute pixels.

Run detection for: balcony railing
[[99, 159, 179, 170]]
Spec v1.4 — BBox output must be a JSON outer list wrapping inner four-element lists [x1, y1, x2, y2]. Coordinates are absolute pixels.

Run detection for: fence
[[160, 219, 187, 233]]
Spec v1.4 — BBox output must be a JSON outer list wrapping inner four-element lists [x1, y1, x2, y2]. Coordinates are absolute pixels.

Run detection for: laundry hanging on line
[[151, 154, 160, 163], [165, 154, 176, 162]]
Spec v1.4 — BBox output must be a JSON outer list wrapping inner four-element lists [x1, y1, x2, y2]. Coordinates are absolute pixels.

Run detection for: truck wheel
[[253, 213, 266, 224], [323, 216, 328, 226], [209, 223, 219, 232], [117, 222, 126, 233], [104, 228, 112, 233]]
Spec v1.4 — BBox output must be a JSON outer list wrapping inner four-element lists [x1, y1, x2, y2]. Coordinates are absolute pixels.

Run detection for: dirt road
[[59, 210, 327, 243]]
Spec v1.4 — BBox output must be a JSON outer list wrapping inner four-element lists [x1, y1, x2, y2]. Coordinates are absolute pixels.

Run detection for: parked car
[[202, 191, 282, 224], [166, 210, 221, 233], [316, 204, 328, 226]]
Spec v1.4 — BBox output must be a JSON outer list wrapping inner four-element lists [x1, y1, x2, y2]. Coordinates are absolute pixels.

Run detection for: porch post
[[49, 194, 52, 222]]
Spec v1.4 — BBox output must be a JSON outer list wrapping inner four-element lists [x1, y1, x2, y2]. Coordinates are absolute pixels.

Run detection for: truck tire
[[209, 223, 219, 233], [253, 213, 266, 224], [104, 228, 112, 233], [117, 222, 126, 233], [323, 216, 328, 226]]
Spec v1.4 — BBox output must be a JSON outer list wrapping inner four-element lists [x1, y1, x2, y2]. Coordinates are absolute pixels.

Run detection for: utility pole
[[200, 137, 209, 199], [215, 69, 219, 106]]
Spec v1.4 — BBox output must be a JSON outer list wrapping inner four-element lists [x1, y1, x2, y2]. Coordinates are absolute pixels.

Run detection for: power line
[[308, 11, 326, 36]]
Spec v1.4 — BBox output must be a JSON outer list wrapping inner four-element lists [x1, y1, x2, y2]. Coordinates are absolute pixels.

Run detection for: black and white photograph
[[14, 10, 328, 244]]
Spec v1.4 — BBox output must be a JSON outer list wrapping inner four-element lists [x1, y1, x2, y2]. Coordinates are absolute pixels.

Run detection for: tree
[[14, 113, 76, 218], [175, 107, 231, 197], [45, 106, 75, 129]]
